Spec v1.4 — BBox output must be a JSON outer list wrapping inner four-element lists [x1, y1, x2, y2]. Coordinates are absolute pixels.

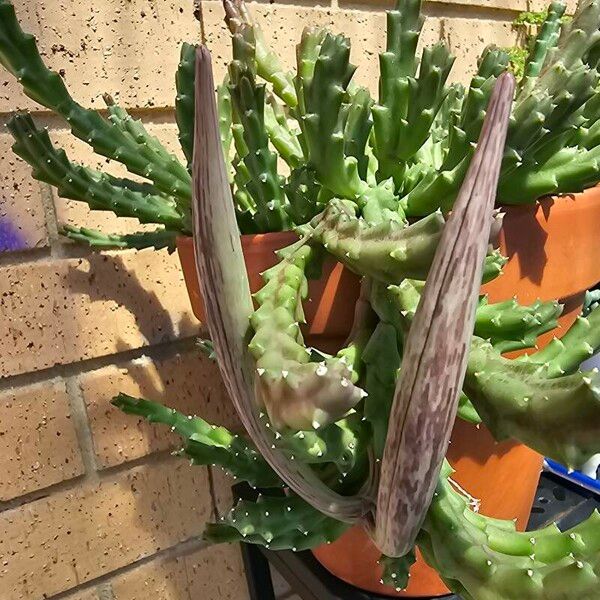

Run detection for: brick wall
[[0, 0, 547, 598]]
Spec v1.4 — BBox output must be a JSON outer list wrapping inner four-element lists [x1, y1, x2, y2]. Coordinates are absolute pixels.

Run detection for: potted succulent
[[2, 0, 600, 327], [115, 47, 600, 599], [2, 0, 600, 596]]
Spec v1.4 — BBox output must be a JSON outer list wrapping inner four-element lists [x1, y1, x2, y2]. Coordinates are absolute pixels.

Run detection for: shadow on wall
[[66, 251, 197, 346]]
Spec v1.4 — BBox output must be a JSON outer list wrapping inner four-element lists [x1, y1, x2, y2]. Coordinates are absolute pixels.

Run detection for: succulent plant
[[3, 0, 600, 250], [116, 27, 600, 600], [5, 0, 600, 597]]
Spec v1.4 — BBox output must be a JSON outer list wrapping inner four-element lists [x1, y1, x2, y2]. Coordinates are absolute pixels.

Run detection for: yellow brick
[[109, 544, 249, 600], [1, 0, 200, 113], [0, 458, 209, 600], [345, 0, 529, 10], [49, 120, 187, 236], [0, 250, 197, 377], [529, 0, 577, 13], [0, 380, 84, 501], [79, 350, 239, 468], [442, 16, 518, 84], [203, 2, 441, 94], [62, 589, 99, 600], [0, 125, 48, 252]]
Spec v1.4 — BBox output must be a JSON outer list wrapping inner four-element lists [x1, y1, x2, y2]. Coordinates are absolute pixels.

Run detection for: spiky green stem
[[8, 113, 186, 230], [229, 29, 290, 231], [176, 42, 197, 168], [419, 461, 600, 600], [61, 225, 177, 252], [249, 243, 369, 430], [205, 492, 348, 550], [0, 0, 192, 204], [465, 336, 600, 469], [525, 305, 600, 376], [112, 394, 281, 487], [298, 32, 367, 199]]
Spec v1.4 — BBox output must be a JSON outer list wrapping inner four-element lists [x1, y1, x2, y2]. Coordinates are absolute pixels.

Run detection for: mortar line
[[0, 336, 200, 392], [0, 450, 192, 514], [38, 180, 64, 259], [45, 535, 210, 600], [0, 105, 177, 126], [96, 582, 115, 600], [0, 246, 51, 267]]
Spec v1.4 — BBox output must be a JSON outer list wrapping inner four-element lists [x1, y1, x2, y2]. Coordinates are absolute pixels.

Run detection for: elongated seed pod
[[374, 73, 515, 557], [191, 45, 369, 522]]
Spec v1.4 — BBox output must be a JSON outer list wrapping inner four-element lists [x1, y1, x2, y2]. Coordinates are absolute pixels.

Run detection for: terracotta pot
[[178, 190, 600, 597], [176, 231, 361, 343]]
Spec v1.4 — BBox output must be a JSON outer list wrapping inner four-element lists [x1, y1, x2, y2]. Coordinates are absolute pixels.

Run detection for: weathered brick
[[442, 16, 517, 84], [79, 350, 239, 468], [0, 125, 48, 253], [0, 380, 84, 501], [529, 0, 577, 13], [0, 458, 209, 600], [1, 0, 200, 113], [109, 544, 249, 600], [0, 250, 197, 377], [50, 120, 186, 236], [62, 588, 100, 600]]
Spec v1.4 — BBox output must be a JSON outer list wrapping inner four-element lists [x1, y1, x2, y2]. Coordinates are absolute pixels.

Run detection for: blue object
[[543, 458, 600, 495]]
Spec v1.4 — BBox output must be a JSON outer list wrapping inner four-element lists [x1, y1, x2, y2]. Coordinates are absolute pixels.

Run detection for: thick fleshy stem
[[264, 92, 304, 169], [465, 336, 600, 469], [205, 493, 348, 550], [8, 113, 186, 231], [229, 28, 290, 231], [379, 550, 416, 592], [419, 461, 600, 600], [223, 0, 297, 108], [217, 80, 235, 183], [309, 199, 504, 286], [524, 304, 600, 376], [61, 225, 177, 252], [298, 32, 368, 199], [112, 394, 281, 488], [519, 1, 566, 94], [402, 47, 509, 216], [249, 243, 370, 430], [373, 0, 424, 182], [475, 296, 563, 353]]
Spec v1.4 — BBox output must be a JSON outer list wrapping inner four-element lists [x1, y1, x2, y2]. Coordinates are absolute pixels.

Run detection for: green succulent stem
[[420, 462, 600, 600], [0, 0, 192, 205], [112, 394, 281, 488], [61, 225, 177, 252], [8, 113, 187, 231]]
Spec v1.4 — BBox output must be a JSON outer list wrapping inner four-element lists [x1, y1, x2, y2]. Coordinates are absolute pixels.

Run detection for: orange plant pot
[[178, 189, 600, 597], [176, 231, 361, 342]]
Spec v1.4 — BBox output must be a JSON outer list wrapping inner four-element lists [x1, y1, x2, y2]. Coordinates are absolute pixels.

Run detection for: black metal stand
[[238, 472, 600, 599]]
